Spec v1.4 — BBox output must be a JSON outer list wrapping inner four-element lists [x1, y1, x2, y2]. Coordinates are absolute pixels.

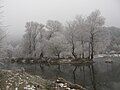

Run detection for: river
[[1, 56, 120, 90]]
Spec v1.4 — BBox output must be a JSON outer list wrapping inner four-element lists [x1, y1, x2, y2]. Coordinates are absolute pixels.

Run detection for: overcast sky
[[2, 0, 120, 39]]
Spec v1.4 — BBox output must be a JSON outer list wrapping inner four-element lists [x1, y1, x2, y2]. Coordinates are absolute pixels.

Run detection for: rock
[[51, 77, 86, 90]]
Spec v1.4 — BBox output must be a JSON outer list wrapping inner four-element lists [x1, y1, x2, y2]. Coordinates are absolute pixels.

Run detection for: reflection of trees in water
[[29, 63, 97, 89], [70, 64, 97, 90], [56, 65, 62, 78], [34, 63, 37, 74], [40, 64, 45, 73], [57, 64, 61, 72], [73, 66, 77, 84], [8, 59, 120, 90], [90, 64, 97, 90], [82, 66, 86, 86]]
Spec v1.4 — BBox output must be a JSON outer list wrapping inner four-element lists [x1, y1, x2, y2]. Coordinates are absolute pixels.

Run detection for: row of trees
[[11, 10, 108, 60]]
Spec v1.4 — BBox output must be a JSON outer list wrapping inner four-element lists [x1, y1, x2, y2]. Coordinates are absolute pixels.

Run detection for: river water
[[1, 57, 120, 90]]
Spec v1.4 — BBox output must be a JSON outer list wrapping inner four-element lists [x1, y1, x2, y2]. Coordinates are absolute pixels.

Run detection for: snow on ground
[[0, 69, 50, 90], [94, 54, 120, 58]]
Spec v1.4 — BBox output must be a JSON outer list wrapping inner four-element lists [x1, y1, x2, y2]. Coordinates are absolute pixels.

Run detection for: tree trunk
[[90, 35, 94, 60], [39, 51, 43, 59], [72, 43, 77, 59], [81, 40, 84, 58], [88, 42, 91, 59]]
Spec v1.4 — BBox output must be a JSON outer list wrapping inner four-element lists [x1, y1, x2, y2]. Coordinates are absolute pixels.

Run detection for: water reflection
[[73, 66, 77, 84], [1, 57, 120, 90]]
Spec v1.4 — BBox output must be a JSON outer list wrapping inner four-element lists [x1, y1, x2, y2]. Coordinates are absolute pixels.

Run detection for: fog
[[1, 0, 120, 90], [3, 0, 120, 39]]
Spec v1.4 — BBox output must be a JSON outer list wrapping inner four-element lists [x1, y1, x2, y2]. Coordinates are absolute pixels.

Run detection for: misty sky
[[3, 0, 120, 39]]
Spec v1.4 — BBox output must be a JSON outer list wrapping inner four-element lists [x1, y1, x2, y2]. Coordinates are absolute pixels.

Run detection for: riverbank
[[0, 69, 51, 90], [0, 69, 86, 90]]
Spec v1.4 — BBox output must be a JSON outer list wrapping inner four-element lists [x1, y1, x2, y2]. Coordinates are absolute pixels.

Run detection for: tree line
[[6, 10, 120, 60]]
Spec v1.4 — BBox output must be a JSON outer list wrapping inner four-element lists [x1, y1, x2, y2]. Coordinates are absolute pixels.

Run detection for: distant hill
[[108, 26, 120, 37], [106, 26, 120, 53]]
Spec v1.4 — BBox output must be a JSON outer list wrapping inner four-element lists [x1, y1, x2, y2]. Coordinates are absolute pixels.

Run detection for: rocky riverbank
[[0, 69, 86, 90], [0, 69, 51, 90]]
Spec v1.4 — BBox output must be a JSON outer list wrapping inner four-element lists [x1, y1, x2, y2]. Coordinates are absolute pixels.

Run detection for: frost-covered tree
[[45, 20, 66, 58], [35, 27, 47, 59], [47, 36, 66, 59], [6, 44, 14, 58], [0, 1, 6, 58], [46, 20, 63, 40], [0, 1, 5, 42], [65, 10, 110, 59], [86, 10, 106, 59], [106, 27, 120, 54], [20, 10, 111, 60], [65, 21, 79, 59], [74, 16, 89, 58], [22, 22, 44, 57]]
